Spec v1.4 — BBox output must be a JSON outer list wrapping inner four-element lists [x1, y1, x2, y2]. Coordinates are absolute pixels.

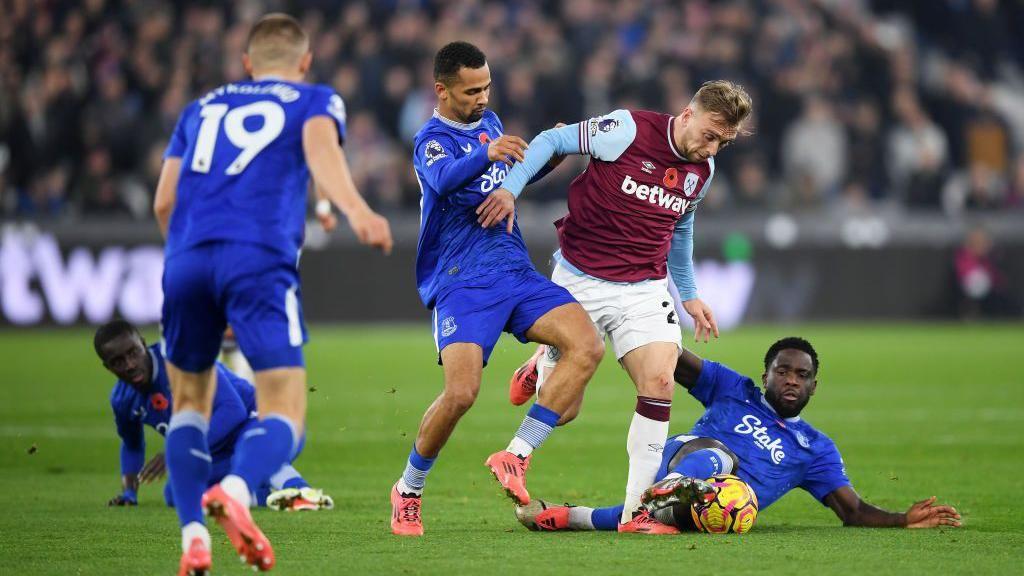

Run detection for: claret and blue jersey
[[662, 360, 851, 510], [109, 344, 255, 479]]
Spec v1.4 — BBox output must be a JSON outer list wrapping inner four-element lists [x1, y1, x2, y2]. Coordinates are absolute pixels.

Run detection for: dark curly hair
[[434, 41, 486, 85], [764, 337, 819, 374], [93, 319, 141, 356]]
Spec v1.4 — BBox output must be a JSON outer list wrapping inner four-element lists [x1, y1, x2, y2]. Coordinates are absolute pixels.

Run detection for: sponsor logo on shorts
[[441, 316, 458, 337], [733, 414, 786, 464]]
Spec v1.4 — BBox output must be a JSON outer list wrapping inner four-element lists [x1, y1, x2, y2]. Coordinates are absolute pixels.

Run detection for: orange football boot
[[202, 485, 275, 571], [485, 451, 532, 505], [177, 537, 211, 576], [509, 345, 546, 406], [390, 483, 424, 536], [617, 510, 681, 534]]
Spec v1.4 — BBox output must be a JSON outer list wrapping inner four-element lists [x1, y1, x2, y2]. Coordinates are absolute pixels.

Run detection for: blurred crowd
[[2, 0, 1024, 221]]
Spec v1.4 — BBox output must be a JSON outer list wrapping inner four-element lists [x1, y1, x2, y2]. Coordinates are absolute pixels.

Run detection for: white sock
[[620, 412, 669, 523], [220, 474, 252, 509], [534, 346, 559, 395], [181, 521, 210, 553], [506, 437, 533, 457], [568, 506, 596, 530], [396, 477, 420, 496]]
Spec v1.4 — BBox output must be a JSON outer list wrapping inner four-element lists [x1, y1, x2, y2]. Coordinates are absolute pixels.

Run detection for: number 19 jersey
[[163, 79, 347, 259]]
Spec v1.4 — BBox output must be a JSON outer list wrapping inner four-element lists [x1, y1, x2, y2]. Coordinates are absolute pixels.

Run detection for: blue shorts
[[432, 269, 577, 364], [162, 242, 306, 372]]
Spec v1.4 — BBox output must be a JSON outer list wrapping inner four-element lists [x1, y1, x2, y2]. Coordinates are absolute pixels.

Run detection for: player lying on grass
[[515, 337, 962, 532], [95, 320, 332, 512]]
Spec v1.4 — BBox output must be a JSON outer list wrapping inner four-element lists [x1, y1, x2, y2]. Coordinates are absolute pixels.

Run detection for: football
[[690, 474, 759, 534]]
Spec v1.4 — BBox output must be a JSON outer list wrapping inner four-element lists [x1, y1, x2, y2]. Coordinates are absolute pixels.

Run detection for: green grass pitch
[[1, 323, 1021, 575]]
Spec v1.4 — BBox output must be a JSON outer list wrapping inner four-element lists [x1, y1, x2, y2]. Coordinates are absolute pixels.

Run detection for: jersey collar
[[433, 108, 482, 131], [667, 116, 687, 161], [760, 395, 802, 423]]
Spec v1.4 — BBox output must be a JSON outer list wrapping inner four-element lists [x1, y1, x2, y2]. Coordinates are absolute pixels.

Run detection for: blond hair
[[246, 13, 309, 71], [691, 80, 753, 129]]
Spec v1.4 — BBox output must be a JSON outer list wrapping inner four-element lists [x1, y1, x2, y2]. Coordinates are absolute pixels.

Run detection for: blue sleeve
[[688, 360, 749, 407], [667, 211, 697, 301], [208, 369, 250, 450], [163, 106, 190, 159], [306, 87, 347, 144], [415, 134, 492, 196], [501, 123, 583, 197], [800, 440, 852, 505], [112, 400, 145, 476]]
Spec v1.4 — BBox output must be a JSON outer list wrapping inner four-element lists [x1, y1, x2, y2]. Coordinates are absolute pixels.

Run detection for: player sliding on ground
[[482, 81, 752, 533], [514, 337, 962, 532], [389, 41, 604, 536], [96, 320, 333, 512], [152, 13, 392, 574]]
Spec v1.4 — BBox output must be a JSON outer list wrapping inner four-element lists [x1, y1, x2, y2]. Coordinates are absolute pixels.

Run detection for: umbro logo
[[641, 161, 655, 174]]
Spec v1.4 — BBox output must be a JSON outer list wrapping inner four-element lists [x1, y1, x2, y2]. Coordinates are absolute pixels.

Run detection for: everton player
[[97, 321, 332, 512], [482, 80, 752, 532], [389, 41, 604, 536], [152, 14, 392, 573], [515, 338, 962, 532]]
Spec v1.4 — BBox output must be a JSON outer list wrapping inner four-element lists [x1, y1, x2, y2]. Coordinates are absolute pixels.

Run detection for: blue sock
[[592, 505, 625, 530], [508, 403, 561, 457], [231, 414, 300, 494], [166, 411, 212, 527], [675, 448, 732, 480], [399, 444, 435, 494]]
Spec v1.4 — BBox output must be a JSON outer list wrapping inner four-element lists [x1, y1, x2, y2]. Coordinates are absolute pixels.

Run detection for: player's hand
[[347, 207, 393, 255], [476, 188, 516, 233], [547, 123, 567, 169], [904, 496, 962, 528], [487, 135, 528, 166], [681, 298, 719, 343], [138, 452, 166, 484], [317, 211, 338, 232], [108, 493, 138, 506]]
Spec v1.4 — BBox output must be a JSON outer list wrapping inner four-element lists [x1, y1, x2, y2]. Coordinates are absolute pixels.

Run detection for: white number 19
[[191, 101, 286, 175]]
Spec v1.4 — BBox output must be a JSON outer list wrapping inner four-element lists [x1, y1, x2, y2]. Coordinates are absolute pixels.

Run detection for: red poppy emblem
[[663, 167, 679, 188], [478, 133, 491, 144], [150, 393, 169, 411]]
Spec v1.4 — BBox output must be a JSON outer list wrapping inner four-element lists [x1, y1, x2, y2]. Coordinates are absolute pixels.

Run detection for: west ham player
[[389, 42, 604, 536], [481, 81, 752, 532], [97, 321, 332, 512], [515, 338, 962, 532], [152, 14, 392, 573]]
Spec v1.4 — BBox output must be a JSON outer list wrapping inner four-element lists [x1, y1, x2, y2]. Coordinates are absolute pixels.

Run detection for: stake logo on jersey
[[163, 79, 347, 260], [681, 360, 851, 510], [733, 414, 786, 464]]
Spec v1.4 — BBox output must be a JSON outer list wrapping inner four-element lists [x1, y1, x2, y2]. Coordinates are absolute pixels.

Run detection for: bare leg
[[414, 343, 483, 458]]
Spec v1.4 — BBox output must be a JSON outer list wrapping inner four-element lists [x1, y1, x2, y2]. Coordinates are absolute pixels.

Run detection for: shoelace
[[400, 499, 421, 523]]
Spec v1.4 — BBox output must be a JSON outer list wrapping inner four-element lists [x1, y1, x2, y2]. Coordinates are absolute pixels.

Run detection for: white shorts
[[552, 261, 682, 359]]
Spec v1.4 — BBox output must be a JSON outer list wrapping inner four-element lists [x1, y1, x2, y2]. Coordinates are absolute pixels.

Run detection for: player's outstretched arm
[[303, 116, 392, 254], [668, 212, 719, 343], [153, 157, 181, 240], [824, 486, 961, 528], [673, 347, 704, 389]]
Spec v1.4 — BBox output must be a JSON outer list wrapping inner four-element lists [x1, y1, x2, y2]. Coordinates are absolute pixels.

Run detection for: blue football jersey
[[110, 344, 256, 475], [412, 110, 535, 308], [163, 79, 347, 259], [677, 360, 851, 510]]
